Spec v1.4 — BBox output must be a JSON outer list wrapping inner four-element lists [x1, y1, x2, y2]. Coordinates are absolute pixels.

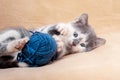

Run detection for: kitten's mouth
[[67, 41, 75, 49]]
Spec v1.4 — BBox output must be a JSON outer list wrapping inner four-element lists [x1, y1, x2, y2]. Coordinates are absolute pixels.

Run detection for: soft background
[[0, 0, 120, 80]]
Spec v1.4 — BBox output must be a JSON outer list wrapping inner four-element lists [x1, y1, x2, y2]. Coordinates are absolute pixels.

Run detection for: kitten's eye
[[73, 32, 78, 37], [80, 43, 86, 47]]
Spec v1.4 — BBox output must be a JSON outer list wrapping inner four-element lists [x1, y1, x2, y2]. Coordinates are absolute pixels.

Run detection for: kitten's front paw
[[56, 23, 68, 36], [53, 35, 64, 53]]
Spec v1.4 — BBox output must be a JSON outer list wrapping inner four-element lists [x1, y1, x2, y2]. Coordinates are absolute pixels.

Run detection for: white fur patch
[[18, 62, 28, 67], [0, 30, 21, 42]]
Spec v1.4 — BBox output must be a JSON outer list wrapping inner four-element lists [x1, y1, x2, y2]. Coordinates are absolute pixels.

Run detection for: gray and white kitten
[[0, 13, 106, 68]]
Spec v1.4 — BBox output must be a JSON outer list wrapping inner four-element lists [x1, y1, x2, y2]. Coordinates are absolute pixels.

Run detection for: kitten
[[0, 13, 106, 68], [36, 13, 106, 59]]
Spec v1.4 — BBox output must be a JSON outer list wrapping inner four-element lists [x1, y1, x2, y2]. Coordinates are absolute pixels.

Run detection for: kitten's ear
[[72, 13, 88, 25], [96, 38, 106, 47]]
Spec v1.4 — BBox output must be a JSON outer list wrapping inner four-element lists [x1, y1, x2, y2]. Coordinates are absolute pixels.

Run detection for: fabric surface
[[0, 0, 120, 80], [17, 32, 57, 67]]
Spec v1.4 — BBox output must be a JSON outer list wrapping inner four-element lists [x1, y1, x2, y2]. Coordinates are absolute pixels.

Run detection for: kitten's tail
[[0, 56, 28, 69]]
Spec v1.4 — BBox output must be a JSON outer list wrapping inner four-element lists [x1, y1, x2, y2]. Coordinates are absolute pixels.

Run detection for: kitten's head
[[65, 13, 106, 53]]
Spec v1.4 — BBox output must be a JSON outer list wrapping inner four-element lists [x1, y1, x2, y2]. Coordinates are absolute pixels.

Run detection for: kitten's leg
[[53, 35, 63, 52], [53, 35, 66, 59], [7, 37, 29, 54]]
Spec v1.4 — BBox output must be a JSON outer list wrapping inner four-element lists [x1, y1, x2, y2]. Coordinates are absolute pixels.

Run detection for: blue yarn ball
[[17, 32, 57, 67]]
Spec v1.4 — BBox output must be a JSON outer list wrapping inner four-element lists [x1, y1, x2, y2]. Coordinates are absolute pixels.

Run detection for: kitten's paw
[[56, 23, 68, 36], [7, 37, 29, 53], [53, 35, 64, 53], [14, 37, 29, 50]]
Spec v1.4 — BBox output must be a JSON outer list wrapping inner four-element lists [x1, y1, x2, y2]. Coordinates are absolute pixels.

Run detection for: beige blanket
[[0, 0, 120, 80]]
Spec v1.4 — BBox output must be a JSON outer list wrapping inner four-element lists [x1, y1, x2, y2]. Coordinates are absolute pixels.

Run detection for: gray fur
[[0, 43, 7, 54], [2, 37, 15, 43], [15, 28, 31, 38]]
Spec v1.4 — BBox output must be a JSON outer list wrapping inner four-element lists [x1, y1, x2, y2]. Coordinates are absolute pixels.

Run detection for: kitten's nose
[[72, 38, 81, 46]]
